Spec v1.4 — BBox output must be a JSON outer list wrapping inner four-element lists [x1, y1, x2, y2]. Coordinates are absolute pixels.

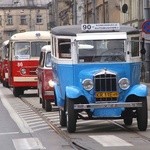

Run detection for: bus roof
[[41, 45, 51, 52], [3, 40, 9, 46], [10, 31, 51, 41], [51, 24, 139, 36]]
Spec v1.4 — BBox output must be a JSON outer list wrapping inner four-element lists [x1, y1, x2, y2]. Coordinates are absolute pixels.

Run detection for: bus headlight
[[82, 79, 93, 91], [20, 68, 26, 75], [118, 78, 130, 90]]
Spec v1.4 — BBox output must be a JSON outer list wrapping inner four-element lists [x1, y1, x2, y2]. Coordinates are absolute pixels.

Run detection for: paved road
[[0, 82, 150, 150], [0, 84, 74, 150]]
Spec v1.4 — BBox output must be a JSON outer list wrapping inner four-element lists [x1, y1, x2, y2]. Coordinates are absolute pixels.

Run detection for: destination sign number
[[81, 23, 120, 31]]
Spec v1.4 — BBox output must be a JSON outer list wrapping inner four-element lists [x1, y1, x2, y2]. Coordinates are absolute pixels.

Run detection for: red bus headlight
[[20, 68, 26, 75]]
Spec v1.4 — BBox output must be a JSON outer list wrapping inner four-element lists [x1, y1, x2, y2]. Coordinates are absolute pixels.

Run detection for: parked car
[[37, 45, 54, 112]]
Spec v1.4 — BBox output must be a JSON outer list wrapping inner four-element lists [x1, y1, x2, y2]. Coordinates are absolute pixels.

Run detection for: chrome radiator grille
[[94, 73, 118, 101]]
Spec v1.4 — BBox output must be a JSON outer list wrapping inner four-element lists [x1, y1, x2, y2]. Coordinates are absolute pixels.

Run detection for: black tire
[[59, 108, 67, 127], [19, 89, 24, 96], [137, 97, 148, 131], [123, 109, 133, 126], [54, 90, 57, 106], [45, 100, 52, 112], [2, 81, 6, 87], [13, 87, 20, 97], [66, 97, 77, 133], [42, 99, 45, 109], [5, 82, 9, 88], [40, 98, 42, 104]]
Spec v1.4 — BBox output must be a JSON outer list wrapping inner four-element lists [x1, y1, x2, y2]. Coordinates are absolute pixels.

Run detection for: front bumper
[[74, 102, 142, 109]]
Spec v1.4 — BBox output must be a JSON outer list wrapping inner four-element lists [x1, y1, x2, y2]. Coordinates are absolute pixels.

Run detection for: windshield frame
[[76, 39, 126, 63]]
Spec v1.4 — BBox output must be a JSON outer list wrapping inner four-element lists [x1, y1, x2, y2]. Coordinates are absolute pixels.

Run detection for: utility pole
[[92, 0, 96, 23], [143, 0, 150, 82], [72, 0, 77, 24], [103, 0, 105, 23]]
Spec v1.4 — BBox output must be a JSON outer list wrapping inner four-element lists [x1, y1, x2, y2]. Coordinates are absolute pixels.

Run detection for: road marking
[[0, 132, 19, 135], [0, 91, 33, 133], [89, 135, 133, 147], [13, 138, 46, 149]]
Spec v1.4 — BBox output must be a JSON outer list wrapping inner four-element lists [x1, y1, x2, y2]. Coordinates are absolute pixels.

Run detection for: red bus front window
[[14, 42, 30, 56], [31, 42, 47, 57]]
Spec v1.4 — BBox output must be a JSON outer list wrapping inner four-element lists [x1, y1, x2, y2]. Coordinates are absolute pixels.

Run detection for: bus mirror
[[6, 44, 9, 49], [5, 54, 8, 58]]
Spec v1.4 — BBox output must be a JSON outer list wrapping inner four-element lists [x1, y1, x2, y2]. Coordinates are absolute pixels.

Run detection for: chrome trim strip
[[74, 102, 142, 109]]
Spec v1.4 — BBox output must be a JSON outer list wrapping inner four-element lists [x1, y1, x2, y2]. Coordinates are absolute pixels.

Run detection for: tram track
[[20, 93, 150, 150], [5, 85, 149, 150], [109, 120, 150, 143], [20, 96, 90, 150]]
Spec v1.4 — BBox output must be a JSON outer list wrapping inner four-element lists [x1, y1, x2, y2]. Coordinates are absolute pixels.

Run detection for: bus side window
[[58, 39, 71, 58], [131, 37, 139, 57]]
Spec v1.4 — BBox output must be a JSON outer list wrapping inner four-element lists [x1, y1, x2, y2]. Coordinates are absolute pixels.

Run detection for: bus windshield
[[31, 42, 47, 57], [14, 42, 30, 59], [14, 42, 47, 58], [78, 39, 125, 63]]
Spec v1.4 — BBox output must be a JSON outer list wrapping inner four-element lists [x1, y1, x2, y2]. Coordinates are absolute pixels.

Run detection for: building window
[[36, 15, 43, 24], [20, 15, 27, 25], [7, 15, 13, 25], [6, 31, 15, 37]]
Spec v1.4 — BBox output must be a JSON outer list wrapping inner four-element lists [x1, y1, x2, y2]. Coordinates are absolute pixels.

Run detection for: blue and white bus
[[51, 23, 148, 133]]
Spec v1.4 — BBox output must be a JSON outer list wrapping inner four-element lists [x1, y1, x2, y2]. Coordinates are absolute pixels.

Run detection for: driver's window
[[14, 42, 30, 55], [58, 39, 71, 58]]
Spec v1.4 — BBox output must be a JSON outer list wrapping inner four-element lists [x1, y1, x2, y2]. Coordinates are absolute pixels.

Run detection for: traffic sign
[[142, 20, 150, 34]]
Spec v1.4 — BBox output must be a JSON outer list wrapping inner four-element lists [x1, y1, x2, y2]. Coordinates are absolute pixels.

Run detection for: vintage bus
[[8, 31, 51, 97], [37, 45, 54, 112], [0, 40, 9, 87], [51, 23, 148, 133]]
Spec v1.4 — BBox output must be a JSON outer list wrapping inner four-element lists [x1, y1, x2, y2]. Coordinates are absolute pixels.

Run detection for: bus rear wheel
[[123, 109, 133, 126], [59, 108, 66, 127]]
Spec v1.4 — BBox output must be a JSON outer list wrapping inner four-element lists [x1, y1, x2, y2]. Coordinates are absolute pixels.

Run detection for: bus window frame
[[57, 38, 71, 59]]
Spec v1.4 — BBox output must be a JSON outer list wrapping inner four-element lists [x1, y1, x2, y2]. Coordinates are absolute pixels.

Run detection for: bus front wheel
[[45, 100, 52, 112], [137, 97, 148, 131], [66, 97, 77, 133], [13, 87, 23, 97]]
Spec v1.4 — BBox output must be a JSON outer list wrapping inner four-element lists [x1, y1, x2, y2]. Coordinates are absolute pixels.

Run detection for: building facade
[[0, 0, 51, 46]]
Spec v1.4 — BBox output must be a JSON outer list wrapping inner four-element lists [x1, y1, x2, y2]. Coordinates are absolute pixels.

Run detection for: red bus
[[37, 45, 54, 111], [8, 31, 51, 97], [1, 40, 9, 87]]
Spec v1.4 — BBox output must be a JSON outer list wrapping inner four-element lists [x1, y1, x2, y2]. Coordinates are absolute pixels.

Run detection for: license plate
[[95, 92, 118, 98]]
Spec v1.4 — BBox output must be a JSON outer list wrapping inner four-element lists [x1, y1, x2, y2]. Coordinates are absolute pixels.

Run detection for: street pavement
[[0, 82, 150, 150], [0, 84, 74, 150]]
